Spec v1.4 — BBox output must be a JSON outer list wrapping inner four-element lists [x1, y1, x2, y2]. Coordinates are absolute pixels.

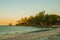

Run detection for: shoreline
[[0, 28, 60, 40], [0, 28, 53, 39], [16, 25, 60, 28]]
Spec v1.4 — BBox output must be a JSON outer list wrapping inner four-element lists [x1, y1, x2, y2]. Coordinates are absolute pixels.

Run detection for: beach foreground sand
[[0, 28, 60, 40]]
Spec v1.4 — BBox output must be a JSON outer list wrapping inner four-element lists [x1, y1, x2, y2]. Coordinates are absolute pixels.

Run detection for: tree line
[[16, 10, 60, 27]]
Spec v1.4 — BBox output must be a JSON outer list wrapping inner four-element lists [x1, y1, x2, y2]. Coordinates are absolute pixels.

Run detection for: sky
[[0, 0, 60, 25]]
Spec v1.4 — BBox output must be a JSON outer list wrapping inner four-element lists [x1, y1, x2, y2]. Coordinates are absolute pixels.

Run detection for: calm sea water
[[0, 26, 51, 39]]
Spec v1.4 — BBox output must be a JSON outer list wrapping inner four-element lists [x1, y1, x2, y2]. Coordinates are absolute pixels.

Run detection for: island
[[16, 10, 60, 28]]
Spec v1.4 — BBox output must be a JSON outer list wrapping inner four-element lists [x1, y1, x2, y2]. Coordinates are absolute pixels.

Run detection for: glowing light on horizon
[[0, 0, 60, 25]]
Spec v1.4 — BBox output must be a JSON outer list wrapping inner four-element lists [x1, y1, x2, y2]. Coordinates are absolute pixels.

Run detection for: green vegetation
[[16, 10, 60, 27]]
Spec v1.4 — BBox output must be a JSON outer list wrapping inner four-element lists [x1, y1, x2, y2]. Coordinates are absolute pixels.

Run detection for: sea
[[0, 26, 51, 39]]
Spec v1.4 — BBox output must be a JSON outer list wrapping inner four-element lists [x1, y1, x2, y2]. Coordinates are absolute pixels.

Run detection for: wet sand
[[0, 28, 60, 40]]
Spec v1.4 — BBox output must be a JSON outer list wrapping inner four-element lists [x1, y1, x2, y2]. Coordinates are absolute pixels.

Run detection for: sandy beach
[[0, 28, 60, 40]]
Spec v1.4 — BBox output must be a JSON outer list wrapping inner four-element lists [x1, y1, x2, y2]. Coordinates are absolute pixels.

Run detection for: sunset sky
[[0, 0, 60, 25]]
